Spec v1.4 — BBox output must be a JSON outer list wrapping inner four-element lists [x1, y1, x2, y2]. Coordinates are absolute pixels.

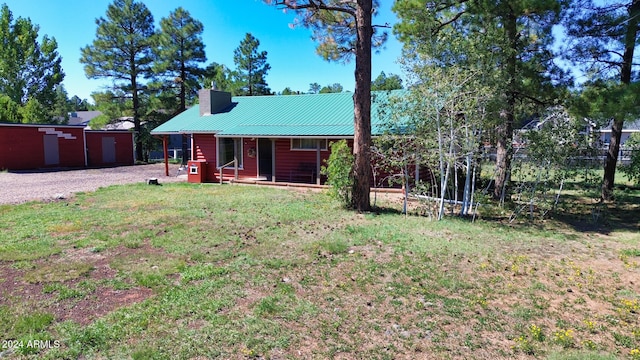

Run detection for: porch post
[[316, 139, 321, 185], [271, 139, 276, 182], [234, 156, 238, 180], [163, 135, 169, 176], [234, 138, 239, 180]]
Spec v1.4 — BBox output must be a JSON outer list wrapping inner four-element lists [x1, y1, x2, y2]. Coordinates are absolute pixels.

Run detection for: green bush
[[621, 133, 640, 185], [322, 140, 354, 207]]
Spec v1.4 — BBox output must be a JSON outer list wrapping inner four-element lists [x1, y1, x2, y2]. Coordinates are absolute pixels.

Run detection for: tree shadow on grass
[[370, 205, 405, 216], [550, 190, 640, 235], [359, 186, 638, 238]]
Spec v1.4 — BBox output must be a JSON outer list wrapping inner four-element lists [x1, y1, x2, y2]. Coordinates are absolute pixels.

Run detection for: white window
[[291, 138, 328, 151], [218, 138, 243, 168]]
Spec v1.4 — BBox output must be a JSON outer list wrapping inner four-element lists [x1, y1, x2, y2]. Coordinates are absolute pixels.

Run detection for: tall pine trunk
[[493, 11, 517, 202], [180, 59, 188, 165], [351, 0, 373, 212], [602, 0, 640, 200], [131, 58, 143, 162]]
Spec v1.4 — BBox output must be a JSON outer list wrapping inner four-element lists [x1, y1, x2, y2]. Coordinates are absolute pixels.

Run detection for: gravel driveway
[[0, 163, 187, 205]]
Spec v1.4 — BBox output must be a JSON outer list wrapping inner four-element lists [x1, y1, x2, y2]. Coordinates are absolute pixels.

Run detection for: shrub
[[621, 133, 640, 185], [322, 140, 354, 207]]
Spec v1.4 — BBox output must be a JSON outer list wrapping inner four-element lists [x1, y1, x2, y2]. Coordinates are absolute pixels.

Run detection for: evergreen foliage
[[308, 82, 321, 94], [281, 87, 295, 95], [68, 96, 91, 112], [371, 71, 403, 91], [233, 33, 271, 96], [0, 4, 64, 123], [154, 7, 207, 112], [80, 0, 156, 161], [201, 62, 238, 94], [564, 0, 640, 200], [50, 85, 71, 124], [319, 83, 343, 93]]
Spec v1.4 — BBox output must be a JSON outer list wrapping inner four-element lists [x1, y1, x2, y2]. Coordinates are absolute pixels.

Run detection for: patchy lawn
[[0, 182, 638, 359]]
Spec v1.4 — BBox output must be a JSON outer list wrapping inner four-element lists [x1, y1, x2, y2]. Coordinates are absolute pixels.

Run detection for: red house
[[151, 89, 402, 185], [0, 123, 134, 170]]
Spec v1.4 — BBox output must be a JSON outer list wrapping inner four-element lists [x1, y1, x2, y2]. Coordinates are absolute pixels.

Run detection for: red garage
[[0, 123, 134, 171], [85, 130, 135, 167]]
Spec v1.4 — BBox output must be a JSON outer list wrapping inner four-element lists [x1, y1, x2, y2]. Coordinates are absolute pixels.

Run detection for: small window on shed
[[291, 138, 328, 151]]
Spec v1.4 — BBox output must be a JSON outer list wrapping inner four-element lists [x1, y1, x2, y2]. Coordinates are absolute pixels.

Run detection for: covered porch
[[158, 134, 335, 185]]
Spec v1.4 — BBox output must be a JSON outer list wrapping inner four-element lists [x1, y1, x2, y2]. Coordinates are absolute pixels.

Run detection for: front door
[[43, 134, 59, 165], [258, 138, 273, 181]]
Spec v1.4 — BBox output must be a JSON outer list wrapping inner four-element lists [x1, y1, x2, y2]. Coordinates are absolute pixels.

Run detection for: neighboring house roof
[[67, 112, 138, 131], [103, 117, 135, 131], [67, 111, 102, 128], [151, 90, 404, 138], [600, 118, 640, 132]]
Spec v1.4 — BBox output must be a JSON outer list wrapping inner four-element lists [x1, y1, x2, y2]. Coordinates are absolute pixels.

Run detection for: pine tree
[[154, 7, 207, 165], [80, 0, 156, 161], [155, 7, 207, 112], [233, 33, 271, 96], [309, 82, 321, 94], [565, 0, 640, 200], [265, 0, 388, 211], [201, 62, 237, 94], [68, 95, 91, 112], [50, 85, 71, 124]]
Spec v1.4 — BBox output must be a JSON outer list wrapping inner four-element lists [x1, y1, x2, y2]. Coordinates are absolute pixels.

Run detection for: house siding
[[192, 134, 216, 181], [189, 135, 342, 184], [274, 139, 331, 183]]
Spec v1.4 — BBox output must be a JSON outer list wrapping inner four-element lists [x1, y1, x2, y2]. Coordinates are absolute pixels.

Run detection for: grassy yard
[[0, 182, 639, 359]]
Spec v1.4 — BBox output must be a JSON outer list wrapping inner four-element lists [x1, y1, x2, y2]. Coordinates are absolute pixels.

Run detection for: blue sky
[[1, 0, 405, 102]]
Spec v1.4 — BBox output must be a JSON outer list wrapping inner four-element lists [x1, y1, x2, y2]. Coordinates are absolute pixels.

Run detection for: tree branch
[[271, 0, 356, 17], [432, 10, 466, 35], [514, 91, 552, 106]]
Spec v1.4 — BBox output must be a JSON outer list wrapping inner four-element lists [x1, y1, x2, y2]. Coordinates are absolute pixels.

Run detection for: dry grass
[[0, 182, 638, 359]]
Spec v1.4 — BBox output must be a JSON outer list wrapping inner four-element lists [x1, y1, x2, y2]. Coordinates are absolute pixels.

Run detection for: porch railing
[[219, 157, 238, 184]]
